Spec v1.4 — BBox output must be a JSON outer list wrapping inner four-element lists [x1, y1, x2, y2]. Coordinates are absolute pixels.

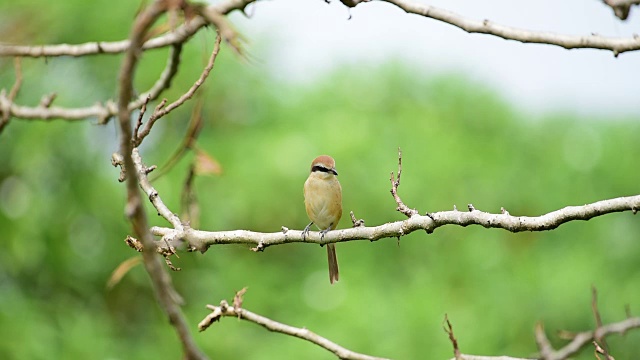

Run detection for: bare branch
[[131, 149, 184, 230], [390, 147, 419, 218], [7, 57, 22, 102], [454, 356, 535, 360], [0, 0, 257, 58], [536, 317, 640, 359], [1, 44, 181, 125], [0, 95, 117, 123], [593, 341, 614, 360], [198, 297, 389, 360], [0, 58, 23, 131], [134, 43, 183, 108], [134, 33, 221, 146], [445, 314, 536, 360], [444, 314, 462, 360], [150, 194, 640, 252], [535, 322, 555, 360], [149, 96, 205, 181], [383, 0, 640, 56], [591, 286, 608, 352], [116, 1, 206, 359], [197, 7, 245, 55]]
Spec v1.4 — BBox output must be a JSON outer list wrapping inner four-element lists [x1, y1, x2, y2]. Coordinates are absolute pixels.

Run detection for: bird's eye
[[312, 165, 336, 175]]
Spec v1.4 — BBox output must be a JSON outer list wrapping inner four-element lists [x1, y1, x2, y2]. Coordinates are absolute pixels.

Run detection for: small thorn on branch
[[233, 287, 248, 310], [111, 152, 126, 182], [144, 164, 157, 175], [350, 211, 365, 227], [501, 207, 510, 215], [163, 255, 181, 271], [39, 93, 57, 108], [467, 204, 476, 212]]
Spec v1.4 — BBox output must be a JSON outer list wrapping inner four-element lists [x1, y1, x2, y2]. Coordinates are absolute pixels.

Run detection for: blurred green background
[[1, 0, 639, 359]]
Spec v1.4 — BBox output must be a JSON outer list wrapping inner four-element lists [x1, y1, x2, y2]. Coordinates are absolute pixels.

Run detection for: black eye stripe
[[312, 165, 337, 176]]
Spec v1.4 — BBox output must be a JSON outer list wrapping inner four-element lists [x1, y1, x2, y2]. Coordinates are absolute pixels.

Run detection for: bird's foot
[[302, 222, 313, 241], [319, 226, 332, 242]]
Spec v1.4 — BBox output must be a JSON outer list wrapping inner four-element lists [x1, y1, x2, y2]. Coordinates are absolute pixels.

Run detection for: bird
[[302, 155, 342, 284]]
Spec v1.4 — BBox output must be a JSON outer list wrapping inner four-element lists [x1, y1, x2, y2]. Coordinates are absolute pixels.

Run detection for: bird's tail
[[327, 243, 339, 284]]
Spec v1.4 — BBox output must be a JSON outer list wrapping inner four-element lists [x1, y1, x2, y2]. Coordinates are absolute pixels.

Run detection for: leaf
[[106, 256, 142, 289], [193, 147, 222, 176]]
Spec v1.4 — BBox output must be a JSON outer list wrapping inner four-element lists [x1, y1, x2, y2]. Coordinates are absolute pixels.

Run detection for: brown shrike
[[302, 155, 342, 284]]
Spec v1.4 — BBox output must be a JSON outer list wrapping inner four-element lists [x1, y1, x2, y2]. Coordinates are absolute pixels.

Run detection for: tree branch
[[134, 33, 222, 146], [0, 43, 181, 126], [150, 194, 640, 253], [0, 0, 257, 58], [390, 147, 419, 218], [535, 287, 640, 360], [198, 295, 389, 360], [382, 0, 640, 56], [0, 57, 22, 131], [116, 1, 207, 359], [536, 316, 640, 360], [448, 293, 640, 360]]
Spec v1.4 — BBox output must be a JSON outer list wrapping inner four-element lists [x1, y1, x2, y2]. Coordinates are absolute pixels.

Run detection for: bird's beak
[[331, 168, 338, 176]]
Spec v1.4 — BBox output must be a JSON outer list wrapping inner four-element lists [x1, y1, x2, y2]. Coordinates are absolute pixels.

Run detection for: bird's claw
[[302, 222, 313, 241]]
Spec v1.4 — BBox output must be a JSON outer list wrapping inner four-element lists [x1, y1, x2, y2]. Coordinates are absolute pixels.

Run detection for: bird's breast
[[304, 176, 343, 230]]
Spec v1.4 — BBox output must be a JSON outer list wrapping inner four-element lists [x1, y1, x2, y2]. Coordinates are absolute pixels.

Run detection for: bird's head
[[309, 155, 338, 178]]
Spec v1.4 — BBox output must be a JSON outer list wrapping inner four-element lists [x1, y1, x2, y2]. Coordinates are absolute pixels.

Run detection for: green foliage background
[[1, 1, 639, 359]]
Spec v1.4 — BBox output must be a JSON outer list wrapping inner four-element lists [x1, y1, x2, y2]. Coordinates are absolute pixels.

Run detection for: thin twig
[[135, 33, 222, 146], [536, 316, 640, 359], [591, 286, 608, 352], [383, 0, 640, 56], [7, 57, 22, 101], [131, 149, 184, 230], [0, 44, 182, 126], [132, 95, 151, 142], [149, 95, 204, 181], [199, 296, 389, 360], [116, 1, 207, 359], [444, 314, 462, 360], [390, 147, 419, 217], [132, 44, 183, 110], [0, 0, 257, 57], [0, 57, 22, 131], [197, 6, 245, 56], [593, 341, 615, 360]]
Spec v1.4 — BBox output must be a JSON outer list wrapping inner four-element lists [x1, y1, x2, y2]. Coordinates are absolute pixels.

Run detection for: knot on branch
[[125, 235, 144, 252], [251, 239, 267, 252], [111, 152, 127, 182]]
